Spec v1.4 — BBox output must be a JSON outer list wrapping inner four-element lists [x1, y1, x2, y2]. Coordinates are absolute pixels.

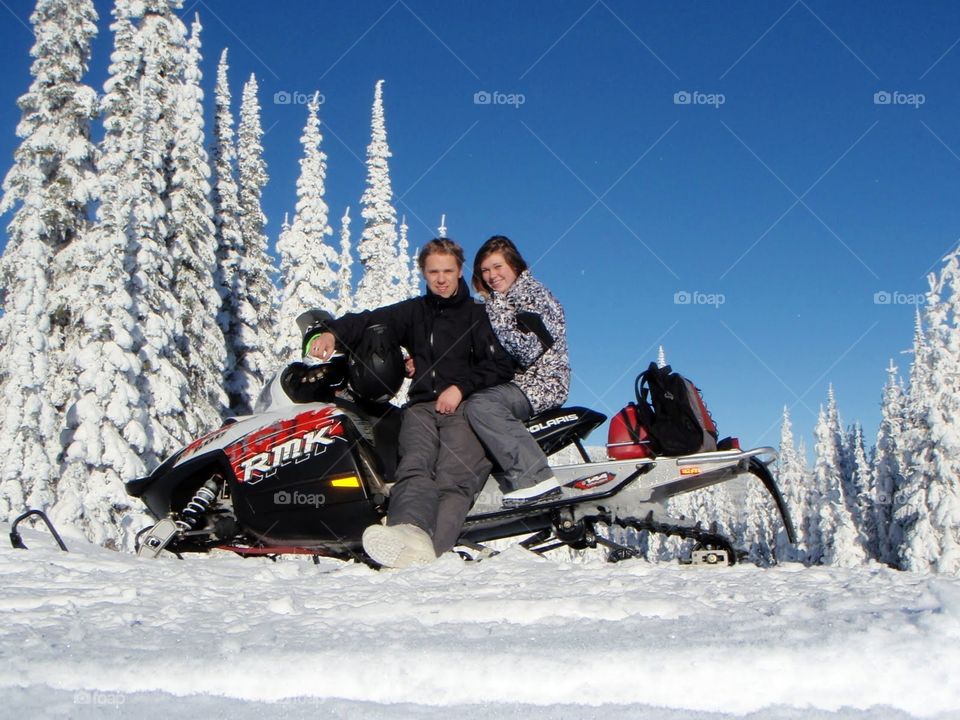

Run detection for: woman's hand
[[435, 385, 462, 414]]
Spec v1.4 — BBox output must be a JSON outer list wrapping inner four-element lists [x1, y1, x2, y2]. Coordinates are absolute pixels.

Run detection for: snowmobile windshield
[[252, 372, 284, 414]]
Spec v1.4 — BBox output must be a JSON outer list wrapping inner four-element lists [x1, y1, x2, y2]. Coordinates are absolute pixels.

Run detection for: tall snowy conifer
[[775, 407, 807, 562], [53, 0, 169, 547], [398, 214, 415, 297], [210, 49, 252, 415], [336, 207, 354, 315], [236, 73, 279, 395], [891, 309, 933, 569], [355, 79, 405, 309], [812, 389, 867, 567], [896, 248, 960, 574], [0, 0, 100, 518], [846, 424, 875, 558], [738, 474, 775, 565], [118, 0, 204, 461], [276, 92, 337, 359], [167, 16, 228, 431], [873, 359, 905, 565]]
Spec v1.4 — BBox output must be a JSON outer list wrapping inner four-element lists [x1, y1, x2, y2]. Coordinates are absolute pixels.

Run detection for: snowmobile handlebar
[[9, 509, 68, 552]]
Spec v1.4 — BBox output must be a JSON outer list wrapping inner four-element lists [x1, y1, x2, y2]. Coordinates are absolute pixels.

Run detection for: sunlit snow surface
[[2, 524, 959, 720]]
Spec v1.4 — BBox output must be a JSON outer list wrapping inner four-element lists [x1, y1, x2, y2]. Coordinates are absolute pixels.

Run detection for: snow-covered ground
[[2, 523, 959, 720]]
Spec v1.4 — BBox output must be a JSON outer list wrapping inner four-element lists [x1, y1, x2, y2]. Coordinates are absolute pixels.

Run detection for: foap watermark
[[74, 691, 125, 707], [473, 90, 526, 108], [274, 490, 326, 508], [277, 697, 325, 708], [274, 90, 325, 106], [674, 90, 725, 108], [873, 90, 925, 108], [874, 290, 925, 306], [674, 290, 726, 308]]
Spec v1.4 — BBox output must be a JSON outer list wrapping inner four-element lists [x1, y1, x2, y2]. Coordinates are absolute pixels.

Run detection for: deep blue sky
[[1, 0, 958, 456]]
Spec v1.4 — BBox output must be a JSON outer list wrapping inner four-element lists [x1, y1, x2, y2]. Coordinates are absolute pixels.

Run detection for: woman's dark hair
[[418, 237, 465, 271], [472, 235, 529, 295]]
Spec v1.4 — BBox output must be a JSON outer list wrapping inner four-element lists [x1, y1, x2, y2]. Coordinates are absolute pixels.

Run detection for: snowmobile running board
[[465, 447, 790, 531], [9, 509, 68, 552], [458, 445, 795, 564]]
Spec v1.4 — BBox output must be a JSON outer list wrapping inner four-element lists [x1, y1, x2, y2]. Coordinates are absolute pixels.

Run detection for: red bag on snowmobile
[[606, 403, 654, 459]]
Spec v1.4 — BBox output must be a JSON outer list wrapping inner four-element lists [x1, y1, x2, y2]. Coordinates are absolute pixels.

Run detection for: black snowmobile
[[125, 350, 797, 566]]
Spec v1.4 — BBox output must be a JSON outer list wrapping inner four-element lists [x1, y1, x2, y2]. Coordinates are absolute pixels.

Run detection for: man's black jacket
[[303, 278, 515, 406]]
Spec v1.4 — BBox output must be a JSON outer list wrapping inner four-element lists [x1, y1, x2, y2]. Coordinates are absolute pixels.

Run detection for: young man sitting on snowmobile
[[304, 238, 515, 568]]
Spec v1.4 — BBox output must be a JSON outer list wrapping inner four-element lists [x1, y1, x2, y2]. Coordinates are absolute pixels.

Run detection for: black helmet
[[349, 324, 405, 403], [280, 354, 348, 404]]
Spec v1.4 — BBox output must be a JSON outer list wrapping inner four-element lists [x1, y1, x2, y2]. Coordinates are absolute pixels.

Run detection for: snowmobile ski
[[136, 518, 180, 559], [9, 509, 68, 552]]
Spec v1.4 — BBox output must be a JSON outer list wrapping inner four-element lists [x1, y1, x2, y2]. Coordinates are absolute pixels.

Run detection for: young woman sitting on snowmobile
[[465, 235, 571, 505]]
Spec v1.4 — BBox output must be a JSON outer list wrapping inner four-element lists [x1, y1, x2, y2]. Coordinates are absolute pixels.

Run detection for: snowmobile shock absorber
[[176, 475, 222, 532]]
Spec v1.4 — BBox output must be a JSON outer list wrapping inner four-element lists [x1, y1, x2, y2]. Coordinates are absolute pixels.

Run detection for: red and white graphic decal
[[224, 407, 343, 484], [179, 426, 231, 462]]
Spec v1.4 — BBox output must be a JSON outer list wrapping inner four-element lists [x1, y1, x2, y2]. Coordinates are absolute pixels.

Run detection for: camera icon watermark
[[673, 90, 725, 108], [473, 90, 526, 108], [274, 490, 326, 508], [274, 90, 325, 106], [674, 290, 726, 308], [873, 290, 925, 306], [873, 90, 925, 108]]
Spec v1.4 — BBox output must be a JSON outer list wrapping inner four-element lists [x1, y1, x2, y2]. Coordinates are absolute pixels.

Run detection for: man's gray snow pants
[[387, 401, 492, 555]]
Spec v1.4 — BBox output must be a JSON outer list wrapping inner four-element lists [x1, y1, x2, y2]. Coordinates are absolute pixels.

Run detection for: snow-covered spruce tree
[[336, 207, 354, 315], [408, 247, 422, 296], [116, 0, 206, 460], [812, 390, 867, 567], [398, 214, 415, 298], [276, 92, 338, 360], [236, 73, 279, 391], [0, 0, 100, 519], [166, 15, 228, 432], [52, 0, 169, 547], [873, 359, 905, 565], [210, 49, 252, 415], [801, 413, 826, 563], [704, 483, 739, 550], [355, 79, 406, 309], [775, 407, 807, 562], [400, 215, 422, 299], [890, 309, 932, 568], [738, 472, 776, 565], [837, 418, 871, 547], [846, 423, 876, 559], [896, 248, 960, 574]]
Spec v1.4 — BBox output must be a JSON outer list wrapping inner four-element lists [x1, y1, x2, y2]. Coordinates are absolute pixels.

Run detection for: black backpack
[[633, 362, 718, 456]]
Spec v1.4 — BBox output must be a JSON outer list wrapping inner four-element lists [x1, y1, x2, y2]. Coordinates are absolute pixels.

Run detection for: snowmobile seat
[[523, 406, 606, 458]]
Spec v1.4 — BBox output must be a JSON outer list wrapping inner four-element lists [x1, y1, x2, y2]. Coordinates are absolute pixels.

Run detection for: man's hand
[[435, 385, 462, 415], [404, 355, 415, 378], [306, 332, 336, 360]]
